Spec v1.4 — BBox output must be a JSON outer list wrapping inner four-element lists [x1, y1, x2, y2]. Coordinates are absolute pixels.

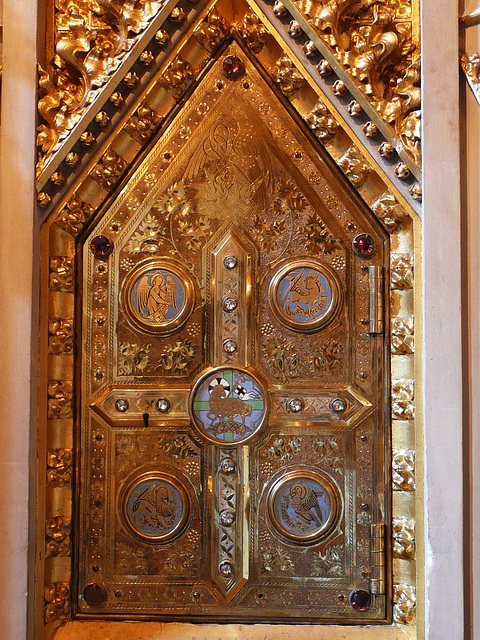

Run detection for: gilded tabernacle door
[[75, 40, 389, 623]]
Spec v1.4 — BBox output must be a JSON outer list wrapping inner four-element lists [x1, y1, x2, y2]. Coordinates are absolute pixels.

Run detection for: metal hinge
[[368, 266, 384, 334], [369, 523, 386, 595]]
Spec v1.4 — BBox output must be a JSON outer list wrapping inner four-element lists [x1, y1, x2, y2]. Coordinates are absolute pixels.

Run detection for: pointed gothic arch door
[[75, 39, 389, 623]]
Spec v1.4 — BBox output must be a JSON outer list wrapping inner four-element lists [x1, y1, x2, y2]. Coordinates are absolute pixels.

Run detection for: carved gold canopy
[[37, 0, 419, 638]]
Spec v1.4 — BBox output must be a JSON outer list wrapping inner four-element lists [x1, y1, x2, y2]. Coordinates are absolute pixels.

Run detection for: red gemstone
[[350, 589, 372, 611], [90, 235, 112, 257], [223, 55, 244, 79], [353, 233, 374, 257]]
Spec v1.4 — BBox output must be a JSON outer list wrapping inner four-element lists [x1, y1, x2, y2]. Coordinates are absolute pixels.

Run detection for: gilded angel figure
[[135, 272, 178, 322]]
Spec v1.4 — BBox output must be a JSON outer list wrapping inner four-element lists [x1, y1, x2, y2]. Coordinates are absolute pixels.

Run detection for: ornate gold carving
[[301, 214, 341, 253], [313, 437, 343, 474], [159, 56, 195, 98], [47, 449, 73, 487], [270, 55, 306, 96], [56, 194, 94, 236], [393, 517, 415, 559], [49, 257, 74, 292], [293, 0, 420, 164], [338, 145, 371, 188], [90, 149, 127, 190], [392, 378, 414, 420], [46, 516, 71, 557], [158, 435, 198, 461], [37, 0, 169, 177], [158, 339, 197, 373], [392, 449, 415, 491], [391, 253, 413, 290], [262, 548, 294, 574], [48, 319, 73, 355], [371, 191, 408, 231], [312, 545, 343, 576], [124, 102, 162, 143], [118, 342, 151, 375], [45, 582, 70, 623], [194, 9, 229, 53], [264, 437, 302, 463], [393, 584, 416, 624], [236, 9, 270, 53], [392, 315, 414, 355], [462, 53, 480, 106], [47, 380, 73, 419], [304, 99, 340, 143]]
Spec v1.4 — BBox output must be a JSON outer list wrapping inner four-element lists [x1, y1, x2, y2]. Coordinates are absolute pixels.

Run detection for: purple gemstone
[[90, 235, 112, 257], [352, 233, 374, 257], [223, 55, 244, 79], [350, 589, 372, 611]]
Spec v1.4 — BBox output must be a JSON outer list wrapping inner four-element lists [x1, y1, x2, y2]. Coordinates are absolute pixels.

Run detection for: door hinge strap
[[369, 523, 386, 594]]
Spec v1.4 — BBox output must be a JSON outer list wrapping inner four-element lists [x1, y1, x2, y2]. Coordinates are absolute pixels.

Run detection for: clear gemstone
[[220, 458, 236, 475], [223, 339, 237, 354], [223, 297, 238, 312], [219, 560, 234, 577], [331, 398, 345, 412], [223, 255, 237, 270], [156, 398, 170, 413], [219, 510, 235, 526], [115, 398, 129, 412], [287, 398, 304, 413]]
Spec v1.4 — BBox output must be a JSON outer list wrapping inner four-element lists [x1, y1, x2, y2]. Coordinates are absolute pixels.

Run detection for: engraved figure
[[288, 483, 324, 527], [282, 271, 327, 318], [132, 482, 177, 531], [207, 384, 252, 436], [136, 272, 178, 322]]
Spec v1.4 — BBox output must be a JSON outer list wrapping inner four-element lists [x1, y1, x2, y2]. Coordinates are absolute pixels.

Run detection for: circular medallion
[[123, 474, 189, 542], [267, 470, 340, 544], [123, 260, 194, 334], [269, 260, 342, 332], [190, 367, 267, 445]]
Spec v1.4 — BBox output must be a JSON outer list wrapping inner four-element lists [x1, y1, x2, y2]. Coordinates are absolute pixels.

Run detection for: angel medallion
[[134, 270, 182, 324]]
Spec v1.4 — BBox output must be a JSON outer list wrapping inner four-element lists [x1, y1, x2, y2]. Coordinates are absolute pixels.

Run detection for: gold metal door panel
[[76, 40, 389, 623]]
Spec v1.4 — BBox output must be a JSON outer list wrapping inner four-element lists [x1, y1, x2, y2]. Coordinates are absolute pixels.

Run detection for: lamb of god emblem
[[269, 259, 342, 332], [190, 368, 267, 445], [123, 261, 194, 334]]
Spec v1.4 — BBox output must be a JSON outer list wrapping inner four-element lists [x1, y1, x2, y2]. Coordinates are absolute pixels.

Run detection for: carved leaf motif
[[392, 449, 415, 490], [158, 435, 198, 461], [313, 437, 343, 474], [47, 448, 73, 486], [393, 584, 416, 624], [301, 215, 341, 254], [44, 582, 70, 623], [262, 548, 295, 574], [157, 339, 196, 374], [312, 544, 343, 576], [270, 55, 305, 96], [236, 9, 270, 53], [48, 319, 74, 354], [304, 100, 340, 143], [47, 380, 73, 418], [118, 343, 151, 375], [265, 437, 302, 463], [393, 516, 415, 559], [391, 315, 414, 354], [49, 257, 74, 292]]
